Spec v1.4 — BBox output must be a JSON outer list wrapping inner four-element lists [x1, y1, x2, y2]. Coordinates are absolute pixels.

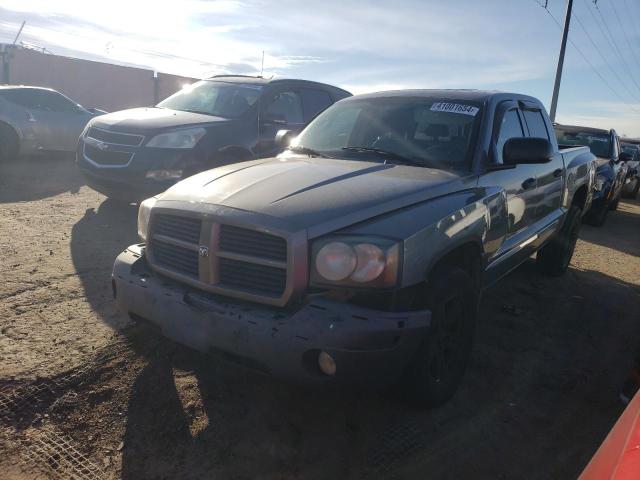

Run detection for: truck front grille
[[84, 144, 133, 166], [147, 212, 291, 303]]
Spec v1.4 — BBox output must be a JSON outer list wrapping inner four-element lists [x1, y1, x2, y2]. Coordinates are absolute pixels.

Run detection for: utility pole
[[550, 0, 573, 122], [12, 21, 25, 45]]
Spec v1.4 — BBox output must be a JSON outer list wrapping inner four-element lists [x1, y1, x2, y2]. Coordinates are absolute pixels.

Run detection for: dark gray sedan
[[0, 86, 105, 161]]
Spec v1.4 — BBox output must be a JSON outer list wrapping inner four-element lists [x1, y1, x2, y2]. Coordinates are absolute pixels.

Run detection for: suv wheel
[[537, 205, 581, 276], [0, 123, 19, 162], [585, 201, 609, 227], [403, 266, 477, 408]]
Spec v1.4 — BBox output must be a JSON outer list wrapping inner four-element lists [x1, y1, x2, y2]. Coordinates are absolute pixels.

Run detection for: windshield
[[157, 80, 262, 118], [621, 143, 639, 159], [292, 97, 482, 170], [555, 128, 611, 158]]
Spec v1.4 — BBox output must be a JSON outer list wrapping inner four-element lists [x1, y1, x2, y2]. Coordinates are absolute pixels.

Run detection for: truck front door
[[520, 104, 564, 223]]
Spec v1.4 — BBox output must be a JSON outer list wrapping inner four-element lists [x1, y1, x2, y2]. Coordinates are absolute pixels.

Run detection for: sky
[[1, 0, 640, 136]]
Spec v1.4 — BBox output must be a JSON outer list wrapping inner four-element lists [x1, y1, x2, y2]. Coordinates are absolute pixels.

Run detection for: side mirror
[[503, 137, 554, 165], [618, 151, 632, 163], [275, 129, 296, 149]]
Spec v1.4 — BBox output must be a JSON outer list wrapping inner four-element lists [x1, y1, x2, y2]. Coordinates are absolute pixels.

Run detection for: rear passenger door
[[520, 104, 564, 223]]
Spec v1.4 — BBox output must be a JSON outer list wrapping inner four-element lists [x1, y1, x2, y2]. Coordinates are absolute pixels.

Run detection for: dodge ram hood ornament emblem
[[198, 246, 209, 257]]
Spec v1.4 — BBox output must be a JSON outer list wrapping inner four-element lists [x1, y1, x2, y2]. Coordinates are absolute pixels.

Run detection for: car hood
[[90, 107, 231, 134], [159, 154, 476, 237]]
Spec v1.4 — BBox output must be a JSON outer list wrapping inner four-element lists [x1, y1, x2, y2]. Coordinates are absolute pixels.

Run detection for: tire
[[537, 205, 582, 276], [609, 195, 620, 211], [585, 200, 609, 227], [0, 123, 19, 162], [403, 266, 478, 408], [632, 179, 640, 199]]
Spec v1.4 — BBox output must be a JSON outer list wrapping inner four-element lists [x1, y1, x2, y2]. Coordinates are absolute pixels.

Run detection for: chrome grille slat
[[87, 127, 144, 146], [219, 224, 287, 262], [152, 241, 199, 277], [83, 144, 132, 166], [153, 215, 201, 244], [218, 258, 286, 296]]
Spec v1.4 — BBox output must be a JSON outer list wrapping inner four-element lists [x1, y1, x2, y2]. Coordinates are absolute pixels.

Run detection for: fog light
[[318, 351, 336, 376], [145, 169, 183, 180]]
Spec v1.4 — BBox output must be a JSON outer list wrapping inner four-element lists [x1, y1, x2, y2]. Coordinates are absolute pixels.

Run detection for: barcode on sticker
[[430, 102, 479, 116]]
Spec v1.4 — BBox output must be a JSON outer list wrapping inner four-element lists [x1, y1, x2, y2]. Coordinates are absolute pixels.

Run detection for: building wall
[[3, 47, 198, 112]]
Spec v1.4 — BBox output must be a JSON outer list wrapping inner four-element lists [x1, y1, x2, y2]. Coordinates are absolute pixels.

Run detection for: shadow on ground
[[0, 154, 83, 203], [580, 199, 640, 257]]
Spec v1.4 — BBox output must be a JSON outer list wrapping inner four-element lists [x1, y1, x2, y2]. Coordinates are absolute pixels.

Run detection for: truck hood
[[160, 155, 476, 237], [90, 107, 230, 134]]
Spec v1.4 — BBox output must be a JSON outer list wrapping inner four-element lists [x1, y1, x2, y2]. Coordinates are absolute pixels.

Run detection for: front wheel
[[0, 123, 19, 162], [537, 205, 582, 276], [402, 266, 477, 408], [584, 200, 609, 227]]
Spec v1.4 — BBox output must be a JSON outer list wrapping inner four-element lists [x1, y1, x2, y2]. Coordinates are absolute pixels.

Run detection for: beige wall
[[5, 47, 198, 112]]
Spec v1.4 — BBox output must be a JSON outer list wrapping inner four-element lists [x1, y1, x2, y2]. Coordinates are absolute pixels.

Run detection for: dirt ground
[[0, 156, 639, 480]]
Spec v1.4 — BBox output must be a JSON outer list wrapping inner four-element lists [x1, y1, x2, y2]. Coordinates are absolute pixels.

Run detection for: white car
[[0, 86, 105, 161]]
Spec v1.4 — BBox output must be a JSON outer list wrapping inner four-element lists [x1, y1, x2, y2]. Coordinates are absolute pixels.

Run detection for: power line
[[582, 0, 640, 96], [571, 9, 640, 103], [533, 0, 640, 114], [592, 0, 640, 94], [606, 0, 640, 66]]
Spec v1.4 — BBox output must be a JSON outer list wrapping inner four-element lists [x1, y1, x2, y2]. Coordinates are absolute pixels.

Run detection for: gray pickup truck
[[113, 90, 595, 407]]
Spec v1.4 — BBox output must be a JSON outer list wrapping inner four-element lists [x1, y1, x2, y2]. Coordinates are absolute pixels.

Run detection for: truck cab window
[[496, 109, 524, 163], [523, 110, 550, 140], [265, 91, 303, 124]]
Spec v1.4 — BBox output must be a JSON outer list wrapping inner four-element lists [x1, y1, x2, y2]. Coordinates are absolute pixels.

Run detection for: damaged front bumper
[[112, 245, 431, 387]]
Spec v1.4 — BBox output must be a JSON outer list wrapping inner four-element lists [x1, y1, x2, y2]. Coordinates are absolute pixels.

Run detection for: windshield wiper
[[341, 146, 425, 167], [289, 145, 332, 158], [180, 109, 218, 116]]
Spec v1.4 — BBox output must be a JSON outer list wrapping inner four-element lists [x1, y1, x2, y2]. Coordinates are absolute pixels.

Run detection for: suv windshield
[[621, 143, 639, 159], [555, 128, 611, 158], [292, 97, 482, 170], [157, 80, 262, 118]]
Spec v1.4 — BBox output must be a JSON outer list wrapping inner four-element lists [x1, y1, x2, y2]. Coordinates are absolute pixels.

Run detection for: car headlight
[[146, 127, 206, 149], [311, 237, 400, 288], [137, 196, 157, 241], [80, 119, 94, 138], [594, 174, 606, 192]]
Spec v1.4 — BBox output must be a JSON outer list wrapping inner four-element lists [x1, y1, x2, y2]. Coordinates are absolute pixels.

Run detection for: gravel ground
[[0, 156, 639, 480]]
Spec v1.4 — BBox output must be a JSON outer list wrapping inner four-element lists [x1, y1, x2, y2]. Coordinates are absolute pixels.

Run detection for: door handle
[[521, 177, 536, 190], [553, 168, 563, 178]]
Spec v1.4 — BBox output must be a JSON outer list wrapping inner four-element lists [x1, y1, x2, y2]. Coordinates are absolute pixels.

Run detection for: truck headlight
[[311, 237, 400, 288], [137, 196, 157, 241], [594, 174, 606, 192], [146, 127, 206, 149]]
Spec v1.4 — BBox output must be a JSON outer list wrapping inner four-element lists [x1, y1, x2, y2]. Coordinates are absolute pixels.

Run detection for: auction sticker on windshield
[[430, 102, 479, 116]]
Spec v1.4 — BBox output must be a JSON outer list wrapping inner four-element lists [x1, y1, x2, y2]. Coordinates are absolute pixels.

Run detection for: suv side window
[[3, 89, 41, 109], [522, 109, 550, 140], [299, 89, 333, 122], [496, 108, 524, 163], [36, 90, 79, 113], [265, 91, 303, 124]]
